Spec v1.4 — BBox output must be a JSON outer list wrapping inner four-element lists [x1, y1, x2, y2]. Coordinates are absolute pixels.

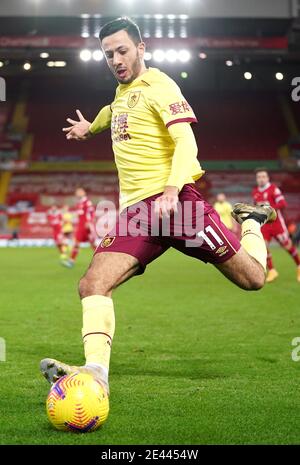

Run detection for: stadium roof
[[0, 16, 293, 38]]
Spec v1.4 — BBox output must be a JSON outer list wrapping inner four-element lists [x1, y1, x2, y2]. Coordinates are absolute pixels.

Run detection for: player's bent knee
[[248, 277, 265, 291], [78, 274, 112, 299], [245, 270, 265, 291], [283, 241, 292, 250], [235, 280, 262, 292], [78, 276, 93, 299], [216, 250, 265, 291]]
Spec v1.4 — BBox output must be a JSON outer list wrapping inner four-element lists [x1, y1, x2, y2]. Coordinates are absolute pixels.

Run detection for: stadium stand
[[192, 91, 290, 161], [27, 77, 113, 161]]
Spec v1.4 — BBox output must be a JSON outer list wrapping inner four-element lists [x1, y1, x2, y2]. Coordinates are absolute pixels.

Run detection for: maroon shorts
[[95, 184, 241, 273]]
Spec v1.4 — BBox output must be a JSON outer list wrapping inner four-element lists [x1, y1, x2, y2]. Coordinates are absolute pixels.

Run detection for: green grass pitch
[[0, 246, 299, 445]]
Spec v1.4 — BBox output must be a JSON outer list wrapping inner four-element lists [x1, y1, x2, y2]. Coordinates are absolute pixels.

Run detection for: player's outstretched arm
[[273, 187, 287, 210], [89, 104, 112, 135], [63, 105, 112, 141], [62, 109, 92, 141]]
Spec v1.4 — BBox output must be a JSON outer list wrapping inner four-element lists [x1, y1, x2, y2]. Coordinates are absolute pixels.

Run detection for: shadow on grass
[[112, 359, 234, 381]]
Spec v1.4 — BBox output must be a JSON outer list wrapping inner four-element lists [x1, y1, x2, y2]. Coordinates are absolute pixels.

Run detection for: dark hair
[[99, 17, 142, 45], [255, 167, 269, 175]]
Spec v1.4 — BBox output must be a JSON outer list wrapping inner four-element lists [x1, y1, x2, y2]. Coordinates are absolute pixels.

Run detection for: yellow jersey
[[214, 201, 233, 230], [62, 212, 73, 234], [90, 67, 204, 210]]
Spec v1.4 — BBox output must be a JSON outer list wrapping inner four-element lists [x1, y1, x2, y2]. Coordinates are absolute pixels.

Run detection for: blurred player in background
[[59, 205, 74, 266], [41, 17, 277, 422], [288, 221, 300, 247], [214, 193, 234, 231], [47, 204, 64, 257], [252, 168, 300, 283], [62, 188, 97, 268]]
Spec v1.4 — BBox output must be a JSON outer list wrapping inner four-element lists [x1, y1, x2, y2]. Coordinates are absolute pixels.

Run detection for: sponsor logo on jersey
[[216, 245, 228, 256], [127, 91, 141, 108], [100, 236, 116, 248], [111, 113, 131, 142]]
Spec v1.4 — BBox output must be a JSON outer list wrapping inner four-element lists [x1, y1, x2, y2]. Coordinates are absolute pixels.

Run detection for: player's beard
[[116, 51, 142, 84]]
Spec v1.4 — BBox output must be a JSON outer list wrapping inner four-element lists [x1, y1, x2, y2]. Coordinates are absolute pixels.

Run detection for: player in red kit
[[47, 205, 64, 255], [63, 188, 97, 268], [252, 168, 300, 283]]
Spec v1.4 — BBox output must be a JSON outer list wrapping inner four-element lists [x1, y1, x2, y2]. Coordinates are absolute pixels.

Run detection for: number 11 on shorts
[[197, 225, 224, 250]]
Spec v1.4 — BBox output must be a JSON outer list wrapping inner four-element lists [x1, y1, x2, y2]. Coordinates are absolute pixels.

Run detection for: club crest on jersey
[[127, 91, 141, 108], [100, 236, 116, 248]]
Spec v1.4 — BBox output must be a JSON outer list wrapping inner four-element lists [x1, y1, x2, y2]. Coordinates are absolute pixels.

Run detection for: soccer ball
[[46, 372, 109, 432]]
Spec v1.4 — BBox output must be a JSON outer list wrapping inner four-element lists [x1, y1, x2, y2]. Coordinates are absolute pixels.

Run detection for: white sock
[[85, 362, 109, 382]]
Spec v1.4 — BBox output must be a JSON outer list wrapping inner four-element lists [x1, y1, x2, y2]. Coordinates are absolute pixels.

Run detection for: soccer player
[[47, 205, 64, 256], [63, 188, 97, 268], [40, 17, 276, 420], [59, 205, 74, 266], [213, 193, 234, 231], [252, 168, 300, 283]]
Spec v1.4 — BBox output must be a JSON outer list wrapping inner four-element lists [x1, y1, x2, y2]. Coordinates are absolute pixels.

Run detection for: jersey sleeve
[[148, 82, 198, 128], [89, 105, 112, 135], [165, 122, 200, 190], [273, 186, 287, 209]]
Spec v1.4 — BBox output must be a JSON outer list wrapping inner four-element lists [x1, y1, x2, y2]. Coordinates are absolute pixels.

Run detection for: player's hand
[[62, 109, 92, 141], [154, 186, 179, 219]]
